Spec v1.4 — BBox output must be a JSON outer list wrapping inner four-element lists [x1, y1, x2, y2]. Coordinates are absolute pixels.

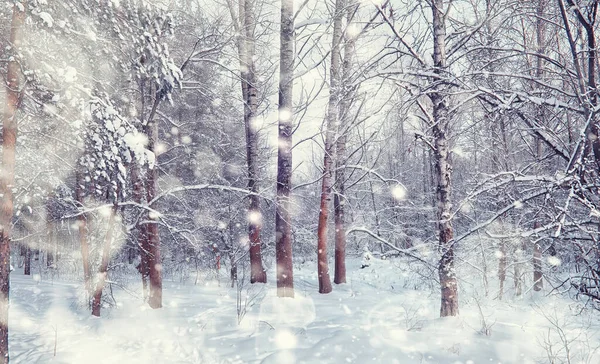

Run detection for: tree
[[531, 0, 549, 292], [334, 0, 359, 285], [430, 0, 458, 317], [316, 0, 346, 294], [91, 205, 118, 317], [276, 0, 295, 298], [79, 96, 140, 316], [228, 0, 268, 284], [0, 1, 26, 361], [75, 169, 92, 303]]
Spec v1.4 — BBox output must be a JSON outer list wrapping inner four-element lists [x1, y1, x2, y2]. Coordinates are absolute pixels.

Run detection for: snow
[[8, 258, 600, 363], [390, 185, 407, 200], [37, 12, 54, 28]]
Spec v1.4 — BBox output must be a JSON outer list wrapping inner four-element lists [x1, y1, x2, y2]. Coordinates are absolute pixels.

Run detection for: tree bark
[[23, 247, 30, 276], [431, 0, 458, 317], [532, 0, 546, 293], [239, 0, 267, 284], [334, 0, 358, 285], [316, 0, 345, 294], [514, 243, 524, 297], [46, 211, 54, 268], [275, 0, 295, 298], [333, 187, 346, 284], [91, 205, 117, 317], [0, 2, 26, 361], [76, 170, 92, 303], [498, 240, 506, 300], [131, 164, 149, 300], [144, 114, 162, 309]]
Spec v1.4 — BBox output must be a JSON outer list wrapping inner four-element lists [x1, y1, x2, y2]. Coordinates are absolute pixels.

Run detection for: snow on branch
[[346, 227, 434, 267]]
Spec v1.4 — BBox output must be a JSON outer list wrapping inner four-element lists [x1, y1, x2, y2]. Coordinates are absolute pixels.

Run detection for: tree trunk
[[230, 253, 237, 288], [514, 242, 525, 297], [23, 247, 30, 276], [275, 0, 295, 298], [316, 0, 345, 294], [333, 0, 358, 285], [240, 0, 267, 284], [431, 0, 458, 317], [46, 215, 54, 268], [76, 170, 92, 303], [91, 205, 117, 317], [532, 0, 546, 293], [333, 188, 346, 284], [497, 240, 506, 300], [144, 114, 162, 309], [533, 240, 543, 291], [533, 222, 543, 292], [0, 2, 26, 361], [131, 164, 149, 300]]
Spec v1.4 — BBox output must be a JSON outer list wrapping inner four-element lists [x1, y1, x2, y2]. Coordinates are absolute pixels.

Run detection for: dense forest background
[[1, 0, 600, 362]]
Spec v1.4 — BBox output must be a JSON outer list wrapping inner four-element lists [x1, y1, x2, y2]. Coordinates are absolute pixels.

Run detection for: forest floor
[[8, 258, 600, 363]]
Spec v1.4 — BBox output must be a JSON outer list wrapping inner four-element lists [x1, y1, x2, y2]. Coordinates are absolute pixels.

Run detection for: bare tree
[[143, 107, 163, 309], [430, 0, 459, 317], [0, 1, 26, 361], [228, 0, 268, 284], [316, 0, 346, 294], [334, 0, 360, 285], [275, 0, 295, 298]]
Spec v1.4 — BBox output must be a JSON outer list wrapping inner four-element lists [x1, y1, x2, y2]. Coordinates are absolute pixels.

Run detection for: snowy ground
[[8, 258, 600, 363]]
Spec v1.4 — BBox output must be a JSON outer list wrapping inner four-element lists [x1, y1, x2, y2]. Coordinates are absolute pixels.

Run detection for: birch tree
[[276, 0, 295, 298], [334, 0, 360, 285], [228, 0, 268, 284], [316, 0, 346, 294], [430, 0, 459, 317]]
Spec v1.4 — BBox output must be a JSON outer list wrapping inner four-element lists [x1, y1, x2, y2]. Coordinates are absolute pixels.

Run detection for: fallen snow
[[8, 258, 600, 363], [37, 12, 54, 28]]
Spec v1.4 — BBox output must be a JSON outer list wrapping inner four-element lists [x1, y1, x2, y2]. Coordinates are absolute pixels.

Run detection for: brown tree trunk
[[130, 164, 149, 300], [239, 0, 267, 284], [316, 0, 345, 294], [316, 182, 333, 293], [333, 190, 346, 284], [275, 0, 295, 298], [144, 106, 163, 309], [0, 2, 26, 361], [76, 170, 92, 302], [91, 205, 117, 317], [431, 0, 458, 317], [333, 0, 358, 285]]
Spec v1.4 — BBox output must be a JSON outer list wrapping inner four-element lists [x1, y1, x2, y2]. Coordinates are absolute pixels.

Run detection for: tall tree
[[316, 0, 346, 294], [229, 0, 268, 284], [0, 1, 26, 361], [242, 0, 267, 284], [143, 106, 163, 309], [532, 0, 548, 292], [275, 0, 295, 298], [75, 170, 92, 303], [334, 0, 359, 285], [430, 0, 458, 317]]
